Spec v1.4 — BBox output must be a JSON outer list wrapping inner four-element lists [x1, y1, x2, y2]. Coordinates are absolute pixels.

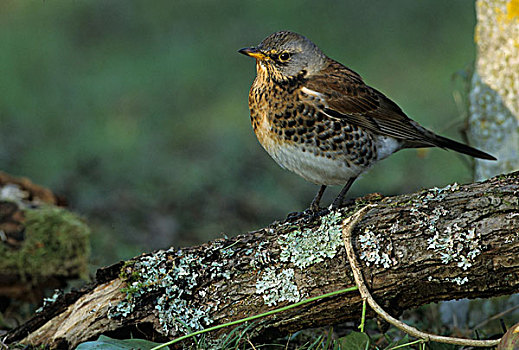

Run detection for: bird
[[238, 31, 496, 211]]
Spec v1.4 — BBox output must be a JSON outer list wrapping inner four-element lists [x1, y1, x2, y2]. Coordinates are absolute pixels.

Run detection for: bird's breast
[[247, 78, 383, 185], [248, 74, 293, 152]]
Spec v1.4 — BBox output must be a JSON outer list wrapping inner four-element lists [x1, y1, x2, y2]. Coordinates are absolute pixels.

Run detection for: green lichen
[[469, 73, 519, 180], [400, 182, 485, 270], [111, 248, 218, 336], [0, 204, 90, 282], [255, 267, 300, 306], [412, 205, 483, 270], [35, 289, 63, 313], [277, 211, 343, 269], [112, 239, 243, 336], [421, 183, 460, 201], [252, 211, 346, 306], [250, 240, 271, 269], [357, 225, 393, 268]]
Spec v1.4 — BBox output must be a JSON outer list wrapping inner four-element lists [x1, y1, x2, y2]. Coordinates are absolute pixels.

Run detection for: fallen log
[[5, 171, 519, 348]]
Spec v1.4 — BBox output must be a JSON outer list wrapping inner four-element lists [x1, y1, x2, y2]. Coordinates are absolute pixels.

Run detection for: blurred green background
[[0, 0, 478, 266]]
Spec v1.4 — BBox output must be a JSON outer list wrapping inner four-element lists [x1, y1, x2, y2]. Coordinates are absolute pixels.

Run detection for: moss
[[0, 204, 90, 282]]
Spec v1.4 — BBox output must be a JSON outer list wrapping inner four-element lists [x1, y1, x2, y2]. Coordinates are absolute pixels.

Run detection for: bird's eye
[[279, 52, 291, 62]]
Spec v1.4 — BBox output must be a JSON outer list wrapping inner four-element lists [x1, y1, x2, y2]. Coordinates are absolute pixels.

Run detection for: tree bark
[[468, 0, 519, 180], [6, 172, 519, 348]]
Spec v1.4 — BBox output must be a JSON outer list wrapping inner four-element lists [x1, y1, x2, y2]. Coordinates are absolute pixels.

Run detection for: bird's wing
[[304, 59, 436, 146]]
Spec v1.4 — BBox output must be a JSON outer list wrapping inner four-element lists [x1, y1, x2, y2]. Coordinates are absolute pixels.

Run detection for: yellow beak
[[238, 47, 267, 60]]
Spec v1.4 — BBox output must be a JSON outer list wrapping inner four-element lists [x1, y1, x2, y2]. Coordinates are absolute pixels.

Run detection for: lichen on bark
[[469, 0, 519, 180]]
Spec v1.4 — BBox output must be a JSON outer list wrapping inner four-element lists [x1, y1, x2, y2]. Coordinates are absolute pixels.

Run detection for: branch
[[6, 172, 519, 348], [342, 204, 499, 347]]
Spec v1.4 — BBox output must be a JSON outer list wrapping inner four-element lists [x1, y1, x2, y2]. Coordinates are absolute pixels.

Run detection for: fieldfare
[[239, 31, 496, 211]]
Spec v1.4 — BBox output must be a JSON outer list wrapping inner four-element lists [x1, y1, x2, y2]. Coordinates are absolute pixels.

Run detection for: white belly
[[266, 142, 364, 186]]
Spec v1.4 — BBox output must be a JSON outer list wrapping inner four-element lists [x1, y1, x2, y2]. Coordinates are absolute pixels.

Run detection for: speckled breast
[[248, 73, 380, 186]]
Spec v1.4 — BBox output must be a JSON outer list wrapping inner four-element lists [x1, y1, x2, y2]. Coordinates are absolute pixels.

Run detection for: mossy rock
[[0, 204, 90, 298]]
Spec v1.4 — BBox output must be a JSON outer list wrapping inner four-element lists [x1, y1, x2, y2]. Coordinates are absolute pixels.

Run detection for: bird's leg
[[287, 185, 327, 221], [331, 176, 357, 209], [309, 185, 327, 212]]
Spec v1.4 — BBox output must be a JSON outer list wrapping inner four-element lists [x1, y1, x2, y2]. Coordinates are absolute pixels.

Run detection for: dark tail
[[434, 135, 496, 160]]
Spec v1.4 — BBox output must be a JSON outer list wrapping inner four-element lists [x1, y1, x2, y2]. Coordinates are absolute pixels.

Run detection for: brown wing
[[305, 59, 437, 146], [304, 59, 496, 160]]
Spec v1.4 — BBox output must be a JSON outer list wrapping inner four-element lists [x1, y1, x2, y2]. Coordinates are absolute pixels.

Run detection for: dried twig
[[341, 204, 501, 347]]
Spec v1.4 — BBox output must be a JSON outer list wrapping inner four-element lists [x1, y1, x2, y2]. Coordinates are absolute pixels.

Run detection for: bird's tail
[[433, 135, 496, 160]]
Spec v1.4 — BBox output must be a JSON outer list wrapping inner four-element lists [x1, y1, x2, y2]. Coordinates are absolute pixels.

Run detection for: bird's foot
[[304, 206, 329, 222], [331, 197, 357, 211], [331, 196, 345, 210], [286, 210, 305, 221], [310, 201, 320, 213], [286, 206, 329, 222]]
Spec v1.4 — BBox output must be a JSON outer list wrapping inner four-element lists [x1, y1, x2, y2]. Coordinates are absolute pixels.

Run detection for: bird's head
[[239, 31, 326, 83]]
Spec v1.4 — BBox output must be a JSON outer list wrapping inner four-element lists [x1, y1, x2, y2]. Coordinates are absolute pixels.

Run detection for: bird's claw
[[286, 206, 329, 223], [286, 211, 305, 221]]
